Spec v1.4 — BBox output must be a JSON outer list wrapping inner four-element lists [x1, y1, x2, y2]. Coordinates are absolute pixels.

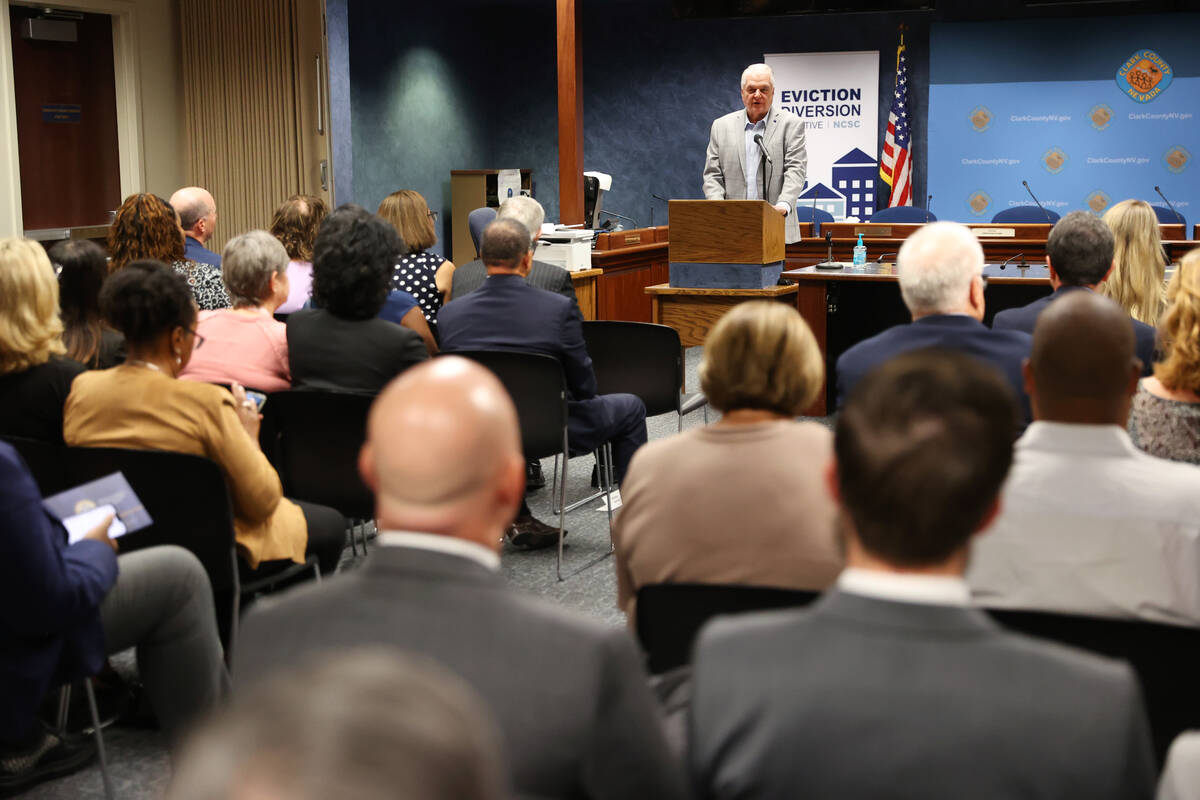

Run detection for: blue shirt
[[185, 236, 221, 268]]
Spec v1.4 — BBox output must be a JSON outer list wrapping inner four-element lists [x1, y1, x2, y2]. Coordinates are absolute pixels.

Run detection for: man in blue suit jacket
[[439, 218, 648, 548], [992, 211, 1154, 375], [836, 222, 1033, 426]]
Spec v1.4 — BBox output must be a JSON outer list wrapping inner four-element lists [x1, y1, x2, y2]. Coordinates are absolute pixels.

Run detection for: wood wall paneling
[[555, 0, 583, 225]]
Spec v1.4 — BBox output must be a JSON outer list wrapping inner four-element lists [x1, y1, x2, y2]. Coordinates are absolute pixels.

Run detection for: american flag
[[880, 38, 912, 207]]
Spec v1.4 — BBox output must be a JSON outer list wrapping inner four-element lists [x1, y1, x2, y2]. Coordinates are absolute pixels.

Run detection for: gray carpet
[[24, 347, 826, 798]]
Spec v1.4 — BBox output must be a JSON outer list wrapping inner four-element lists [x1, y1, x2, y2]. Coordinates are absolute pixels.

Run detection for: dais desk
[[645, 283, 799, 348]]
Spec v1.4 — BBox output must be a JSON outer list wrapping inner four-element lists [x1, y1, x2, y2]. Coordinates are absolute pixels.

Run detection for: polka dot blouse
[[391, 250, 443, 323]]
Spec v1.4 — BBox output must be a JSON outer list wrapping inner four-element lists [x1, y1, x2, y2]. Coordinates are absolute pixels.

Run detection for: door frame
[[0, 0, 144, 236]]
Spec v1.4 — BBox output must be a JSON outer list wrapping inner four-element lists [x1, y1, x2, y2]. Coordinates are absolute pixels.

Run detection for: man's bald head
[[170, 187, 217, 241], [1026, 291, 1142, 425], [359, 358, 525, 548], [480, 218, 533, 275]]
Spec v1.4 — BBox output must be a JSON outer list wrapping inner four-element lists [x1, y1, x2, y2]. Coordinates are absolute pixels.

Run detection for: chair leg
[[556, 436, 568, 582], [602, 443, 615, 550], [348, 518, 358, 557], [83, 679, 115, 800], [55, 685, 72, 734], [550, 453, 561, 512]]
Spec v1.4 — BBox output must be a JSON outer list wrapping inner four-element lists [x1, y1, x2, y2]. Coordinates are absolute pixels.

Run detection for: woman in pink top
[[180, 230, 291, 392], [269, 194, 328, 314]]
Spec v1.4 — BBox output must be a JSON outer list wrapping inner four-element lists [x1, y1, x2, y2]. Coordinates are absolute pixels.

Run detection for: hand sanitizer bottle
[[852, 233, 867, 266]]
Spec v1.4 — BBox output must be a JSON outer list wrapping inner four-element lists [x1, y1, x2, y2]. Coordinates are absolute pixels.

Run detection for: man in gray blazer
[[450, 195, 580, 311], [236, 357, 686, 800], [702, 63, 807, 244], [690, 349, 1155, 800]]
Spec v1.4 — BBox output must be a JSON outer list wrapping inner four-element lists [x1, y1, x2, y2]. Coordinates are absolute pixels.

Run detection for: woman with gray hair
[[179, 229, 291, 391]]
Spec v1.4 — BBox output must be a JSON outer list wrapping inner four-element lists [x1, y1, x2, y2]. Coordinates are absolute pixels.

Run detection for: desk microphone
[[1022, 180, 1054, 225], [875, 251, 898, 264], [1000, 253, 1026, 269], [599, 210, 638, 230], [1154, 186, 1182, 224], [810, 187, 819, 239], [649, 193, 668, 228], [925, 194, 933, 223], [816, 230, 841, 269]]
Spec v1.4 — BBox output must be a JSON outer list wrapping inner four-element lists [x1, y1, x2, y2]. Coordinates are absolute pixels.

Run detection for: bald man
[[969, 291, 1200, 626], [235, 358, 687, 800], [169, 186, 221, 267]]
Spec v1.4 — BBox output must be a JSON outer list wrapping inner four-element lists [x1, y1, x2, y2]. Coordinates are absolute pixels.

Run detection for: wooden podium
[[668, 200, 785, 288]]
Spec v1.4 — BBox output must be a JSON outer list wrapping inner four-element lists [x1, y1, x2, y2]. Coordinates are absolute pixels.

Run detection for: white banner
[[766, 50, 879, 221]]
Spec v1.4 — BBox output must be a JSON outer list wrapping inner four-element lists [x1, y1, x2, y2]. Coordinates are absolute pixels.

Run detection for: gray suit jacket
[[690, 589, 1155, 800], [236, 546, 687, 800], [702, 106, 807, 244], [452, 258, 580, 312]]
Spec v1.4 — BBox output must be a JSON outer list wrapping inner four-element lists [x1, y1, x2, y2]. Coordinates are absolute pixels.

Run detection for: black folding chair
[[986, 607, 1200, 766], [635, 583, 819, 674], [261, 389, 376, 555], [448, 350, 573, 579]]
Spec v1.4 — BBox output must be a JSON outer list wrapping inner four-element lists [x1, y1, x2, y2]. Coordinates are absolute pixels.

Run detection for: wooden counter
[[645, 282, 799, 348]]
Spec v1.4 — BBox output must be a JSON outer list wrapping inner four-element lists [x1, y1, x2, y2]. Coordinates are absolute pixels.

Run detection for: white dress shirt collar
[[376, 530, 501, 572], [1017, 421, 1140, 458], [838, 567, 971, 607]]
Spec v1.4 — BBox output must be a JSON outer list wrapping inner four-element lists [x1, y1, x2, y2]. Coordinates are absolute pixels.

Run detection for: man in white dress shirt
[[969, 290, 1200, 626], [702, 63, 807, 244], [690, 348, 1154, 800]]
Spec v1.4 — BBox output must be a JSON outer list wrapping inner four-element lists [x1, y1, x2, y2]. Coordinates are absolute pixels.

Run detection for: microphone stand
[[1155, 186, 1182, 225], [1022, 180, 1054, 225], [815, 230, 841, 270]]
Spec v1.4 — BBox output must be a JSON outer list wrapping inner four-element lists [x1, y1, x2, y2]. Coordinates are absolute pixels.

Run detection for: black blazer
[[286, 308, 427, 394], [451, 258, 579, 312]]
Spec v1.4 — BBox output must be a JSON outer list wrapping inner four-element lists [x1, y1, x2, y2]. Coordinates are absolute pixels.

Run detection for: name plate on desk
[[973, 227, 1017, 238], [856, 226, 890, 236]]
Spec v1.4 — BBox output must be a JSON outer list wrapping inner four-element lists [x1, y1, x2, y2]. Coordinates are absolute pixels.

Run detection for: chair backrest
[[468, 207, 498, 257], [870, 205, 936, 223], [64, 446, 240, 654], [582, 321, 682, 417], [448, 350, 568, 461], [986, 607, 1200, 765], [636, 583, 820, 674], [3, 435, 73, 497], [261, 389, 377, 520], [990, 205, 1061, 224], [1151, 204, 1187, 229], [791, 205, 835, 235]]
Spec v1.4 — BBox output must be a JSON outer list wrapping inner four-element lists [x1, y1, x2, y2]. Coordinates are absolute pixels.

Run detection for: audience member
[[235, 358, 687, 800], [439, 218, 648, 549], [179, 230, 292, 392], [269, 193, 328, 314], [288, 205, 428, 393], [1101, 199, 1167, 325], [1128, 249, 1200, 464], [169, 186, 222, 268], [378, 189, 454, 323], [613, 302, 841, 621], [992, 210, 1154, 373], [62, 260, 346, 576], [835, 221, 1032, 425], [170, 649, 505, 800], [0, 441, 228, 794], [969, 290, 1200, 625], [49, 239, 125, 369], [450, 195, 579, 308], [0, 237, 85, 444], [108, 193, 230, 310], [690, 349, 1156, 800]]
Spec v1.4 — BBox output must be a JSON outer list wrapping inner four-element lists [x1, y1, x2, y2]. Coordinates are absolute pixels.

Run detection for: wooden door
[[291, 0, 332, 206]]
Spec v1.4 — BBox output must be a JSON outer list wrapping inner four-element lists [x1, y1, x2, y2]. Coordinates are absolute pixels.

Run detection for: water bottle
[[852, 233, 867, 266]]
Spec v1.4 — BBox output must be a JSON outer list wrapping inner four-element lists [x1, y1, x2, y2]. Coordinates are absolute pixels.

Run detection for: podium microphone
[[1022, 180, 1054, 225], [1155, 186, 1182, 224], [925, 194, 933, 223], [650, 193, 668, 228], [754, 133, 771, 201]]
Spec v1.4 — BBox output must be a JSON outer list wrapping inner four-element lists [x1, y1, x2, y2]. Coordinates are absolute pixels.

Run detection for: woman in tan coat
[[63, 260, 345, 575]]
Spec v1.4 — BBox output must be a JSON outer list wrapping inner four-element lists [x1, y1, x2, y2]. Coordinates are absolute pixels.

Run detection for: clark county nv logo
[[1117, 49, 1173, 103]]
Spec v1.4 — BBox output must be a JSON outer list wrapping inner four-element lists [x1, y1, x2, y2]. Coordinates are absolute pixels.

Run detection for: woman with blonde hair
[[612, 301, 843, 623], [1100, 199, 1167, 325], [377, 190, 454, 323], [0, 237, 85, 443], [1128, 249, 1200, 463]]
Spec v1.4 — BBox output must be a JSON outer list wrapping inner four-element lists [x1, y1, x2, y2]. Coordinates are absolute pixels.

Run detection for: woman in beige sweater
[[612, 301, 843, 623], [64, 260, 345, 575]]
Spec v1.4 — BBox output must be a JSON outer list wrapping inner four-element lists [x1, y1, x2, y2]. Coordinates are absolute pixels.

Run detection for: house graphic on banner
[[798, 182, 847, 220], [830, 148, 878, 220]]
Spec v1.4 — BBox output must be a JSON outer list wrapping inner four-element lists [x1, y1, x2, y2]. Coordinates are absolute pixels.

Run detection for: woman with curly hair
[[108, 193, 230, 310], [269, 194, 328, 314], [287, 205, 428, 393], [1128, 249, 1200, 463], [49, 239, 126, 369], [0, 237, 85, 443], [378, 189, 454, 323], [1099, 199, 1167, 325]]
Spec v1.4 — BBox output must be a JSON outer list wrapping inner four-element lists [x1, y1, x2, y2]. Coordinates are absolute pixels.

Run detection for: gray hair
[[480, 218, 531, 268], [897, 222, 984, 314], [1047, 211, 1115, 286], [221, 229, 289, 307], [167, 648, 505, 800], [497, 195, 544, 249], [741, 63, 775, 91]]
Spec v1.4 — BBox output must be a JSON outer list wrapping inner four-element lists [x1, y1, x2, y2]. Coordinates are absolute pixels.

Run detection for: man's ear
[[358, 443, 378, 491], [1099, 259, 1115, 285], [1021, 357, 1035, 398], [824, 458, 841, 504], [971, 496, 1003, 539]]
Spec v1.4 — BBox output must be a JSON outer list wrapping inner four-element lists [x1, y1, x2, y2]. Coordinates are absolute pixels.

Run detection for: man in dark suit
[[439, 218, 647, 548], [835, 221, 1033, 424], [690, 350, 1156, 800], [235, 358, 686, 800], [992, 210, 1154, 374], [450, 195, 579, 309]]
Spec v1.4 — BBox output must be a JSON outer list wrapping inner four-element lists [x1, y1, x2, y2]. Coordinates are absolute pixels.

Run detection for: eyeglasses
[[427, 210, 439, 222], [187, 328, 206, 349]]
